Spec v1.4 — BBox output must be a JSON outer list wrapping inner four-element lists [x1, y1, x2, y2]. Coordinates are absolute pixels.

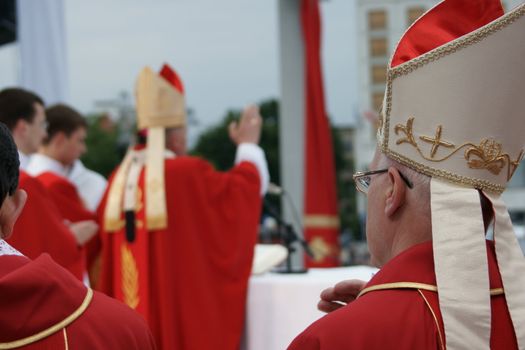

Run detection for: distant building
[[354, 0, 437, 217], [336, 126, 357, 236]]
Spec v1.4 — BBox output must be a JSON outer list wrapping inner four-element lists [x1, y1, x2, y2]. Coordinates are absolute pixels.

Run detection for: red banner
[[301, 0, 340, 267]]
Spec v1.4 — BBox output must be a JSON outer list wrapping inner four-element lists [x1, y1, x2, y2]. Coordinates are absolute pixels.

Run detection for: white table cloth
[[244, 266, 377, 350]]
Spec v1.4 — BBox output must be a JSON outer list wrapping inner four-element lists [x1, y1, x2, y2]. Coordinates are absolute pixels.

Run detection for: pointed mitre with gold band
[[104, 64, 186, 234], [377, 1, 525, 349]]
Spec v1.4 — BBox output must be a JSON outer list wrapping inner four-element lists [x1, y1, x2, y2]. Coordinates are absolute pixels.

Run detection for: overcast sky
[[0, 0, 358, 133]]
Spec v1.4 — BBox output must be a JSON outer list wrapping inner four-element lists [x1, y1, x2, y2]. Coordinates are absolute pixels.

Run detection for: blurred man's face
[[25, 103, 47, 153], [166, 126, 187, 156], [61, 127, 87, 166]]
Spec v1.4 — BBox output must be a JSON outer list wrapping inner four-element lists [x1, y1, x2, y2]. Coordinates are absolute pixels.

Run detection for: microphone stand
[[263, 199, 312, 274]]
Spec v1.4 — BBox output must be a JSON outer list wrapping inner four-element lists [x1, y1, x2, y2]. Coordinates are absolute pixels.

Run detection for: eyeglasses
[[353, 169, 413, 194]]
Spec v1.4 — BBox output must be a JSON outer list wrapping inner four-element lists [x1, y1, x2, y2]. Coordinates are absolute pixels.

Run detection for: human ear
[[12, 119, 28, 138], [384, 168, 406, 217], [0, 190, 27, 239], [55, 132, 68, 145]]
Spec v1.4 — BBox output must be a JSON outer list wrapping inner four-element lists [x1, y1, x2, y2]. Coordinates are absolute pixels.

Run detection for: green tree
[[191, 98, 360, 238], [81, 115, 123, 178]]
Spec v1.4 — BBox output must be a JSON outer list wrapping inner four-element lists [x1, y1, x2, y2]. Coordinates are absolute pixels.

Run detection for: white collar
[[27, 154, 70, 178], [18, 151, 31, 171], [0, 240, 23, 257]]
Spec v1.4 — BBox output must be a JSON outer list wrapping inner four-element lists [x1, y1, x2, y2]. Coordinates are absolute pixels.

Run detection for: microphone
[[263, 199, 314, 258], [267, 182, 284, 196]]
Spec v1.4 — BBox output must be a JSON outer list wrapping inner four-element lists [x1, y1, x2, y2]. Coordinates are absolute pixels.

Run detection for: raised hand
[[228, 104, 263, 145]]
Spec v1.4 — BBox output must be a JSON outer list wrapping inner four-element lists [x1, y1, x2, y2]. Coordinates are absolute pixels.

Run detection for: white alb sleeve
[[234, 143, 269, 196]]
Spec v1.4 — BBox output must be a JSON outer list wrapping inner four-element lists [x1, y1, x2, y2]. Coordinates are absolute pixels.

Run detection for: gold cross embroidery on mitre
[[419, 125, 455, 158]]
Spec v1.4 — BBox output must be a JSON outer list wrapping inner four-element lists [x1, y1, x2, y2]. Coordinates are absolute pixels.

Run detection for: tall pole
[[278, 0, 305, 269]]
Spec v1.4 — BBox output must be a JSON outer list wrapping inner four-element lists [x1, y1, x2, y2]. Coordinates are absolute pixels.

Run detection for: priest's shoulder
[[37, 171, 75, 189], [165, 156, 213, 173], [70, 290, 156, 349], [0, 254, 155, 349], [18, 170, 45, 192], [289, 289, 439, 349]]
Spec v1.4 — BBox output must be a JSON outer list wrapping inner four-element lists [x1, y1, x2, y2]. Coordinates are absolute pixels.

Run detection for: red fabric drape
[[301, 0, 340, 267]]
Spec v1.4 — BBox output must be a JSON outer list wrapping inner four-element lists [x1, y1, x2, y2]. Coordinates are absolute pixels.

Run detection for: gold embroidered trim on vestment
[[357, 282, 437, 298], [63, 328, 69, 350], [145, 127, 168, 230], [418, 289, 445, 350], [357, 282, 504, 299], [121, 244, 140, 309], [105, 150, 135, 232], [0, 289, 93, 349], [379, 4, 525, 193]]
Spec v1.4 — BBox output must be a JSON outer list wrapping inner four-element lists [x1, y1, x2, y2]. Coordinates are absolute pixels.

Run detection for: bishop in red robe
[[98, 65, 269, 349]]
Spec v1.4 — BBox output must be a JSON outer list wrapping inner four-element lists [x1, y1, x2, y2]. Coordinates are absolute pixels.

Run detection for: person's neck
[[387, 216, 432, 266], [13, 136, 32, 156], [40, 147, 69, 168]]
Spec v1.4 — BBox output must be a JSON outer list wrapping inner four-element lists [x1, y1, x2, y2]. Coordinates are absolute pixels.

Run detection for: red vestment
[[36, 171, 101, 280], [36, 171, 95, 222], [0, 252, 155, 349], [7, 171, 85, 280], [98, 156, 262, 350], [288, 241, 517, 349]]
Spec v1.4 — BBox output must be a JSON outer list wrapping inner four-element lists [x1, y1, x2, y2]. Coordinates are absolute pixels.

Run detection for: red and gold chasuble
[[98, 156, 262, 350]]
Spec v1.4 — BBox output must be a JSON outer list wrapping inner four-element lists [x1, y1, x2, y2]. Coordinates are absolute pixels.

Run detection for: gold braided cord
[[357, 282, 505, 299], [0, 289, 93, 349], [358, 282, 437, 298], [63, 329, 69, 350], [383, 149, 505, 193], [418, 289, 445, 350]]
